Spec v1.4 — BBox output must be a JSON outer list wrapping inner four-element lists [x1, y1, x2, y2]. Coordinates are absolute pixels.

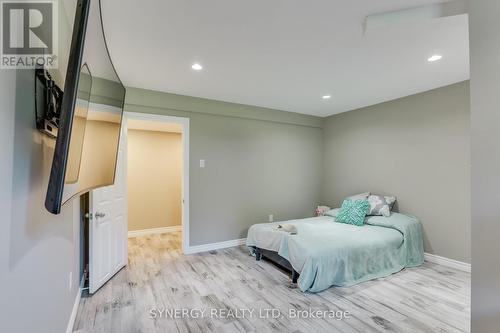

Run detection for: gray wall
[[322, 81, 471, 263], [125, 89, 323, 245], [0, 1, 472, 331], [0, 49, 82, 333], [469, 1, 500, 331], [0, 1, 82, 332]]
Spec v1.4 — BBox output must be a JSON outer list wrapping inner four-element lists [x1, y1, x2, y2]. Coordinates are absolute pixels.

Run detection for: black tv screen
[[45, 0, 125, 214]]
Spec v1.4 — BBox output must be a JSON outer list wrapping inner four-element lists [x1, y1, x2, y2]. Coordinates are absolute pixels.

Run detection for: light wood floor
[[73, 232, 470, 333]]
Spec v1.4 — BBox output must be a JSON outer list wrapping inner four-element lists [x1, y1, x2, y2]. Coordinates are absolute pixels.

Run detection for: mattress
[[246, 213, 424, 292], [246, 216, 333, 252]]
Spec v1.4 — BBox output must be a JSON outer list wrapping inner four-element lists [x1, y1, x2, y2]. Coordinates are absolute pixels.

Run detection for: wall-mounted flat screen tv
[[45, 0, 125, 214]]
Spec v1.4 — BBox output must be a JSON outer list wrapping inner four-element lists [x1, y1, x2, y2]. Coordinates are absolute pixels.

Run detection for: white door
[[89, 120, 128, 294]]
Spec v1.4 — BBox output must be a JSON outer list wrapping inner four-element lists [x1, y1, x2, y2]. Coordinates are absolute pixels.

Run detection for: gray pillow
[[367, 194, 396, 217], [384, 195, 397, 210]]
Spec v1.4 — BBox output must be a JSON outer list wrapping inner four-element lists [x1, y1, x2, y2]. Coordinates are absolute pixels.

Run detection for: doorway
[[85, 113, 190, 294], [124, 113, 190, 253]]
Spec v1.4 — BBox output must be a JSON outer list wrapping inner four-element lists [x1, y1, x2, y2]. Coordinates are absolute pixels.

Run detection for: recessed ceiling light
[[191, 63, 203, 70], [427, 55, 443, 62], [322, 95, 331, 100]]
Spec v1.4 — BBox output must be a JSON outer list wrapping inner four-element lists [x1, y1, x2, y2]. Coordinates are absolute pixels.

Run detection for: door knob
[[95, 212, 106, 218]]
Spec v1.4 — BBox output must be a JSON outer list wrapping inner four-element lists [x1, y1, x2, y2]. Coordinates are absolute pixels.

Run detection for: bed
[[246, 211, 424, 293]]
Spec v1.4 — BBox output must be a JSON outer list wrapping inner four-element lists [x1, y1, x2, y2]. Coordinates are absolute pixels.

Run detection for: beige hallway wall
[[128, 129, 182, 231]]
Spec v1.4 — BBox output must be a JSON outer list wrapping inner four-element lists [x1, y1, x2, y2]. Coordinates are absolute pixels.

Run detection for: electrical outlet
[[199, 159, 205, 168], [269, 214, 274, 222], [69, 272, 73, 291]]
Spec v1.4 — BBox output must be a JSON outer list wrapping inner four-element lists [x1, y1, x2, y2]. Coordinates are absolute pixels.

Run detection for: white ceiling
[[101, 0, 469, 117]]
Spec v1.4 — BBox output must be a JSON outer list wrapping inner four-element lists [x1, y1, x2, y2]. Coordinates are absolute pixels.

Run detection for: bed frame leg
[[292, 270, 299, 284], [254, 248, 262, 261]]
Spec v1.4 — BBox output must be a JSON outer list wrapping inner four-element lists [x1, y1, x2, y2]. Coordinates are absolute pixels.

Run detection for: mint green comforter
[[246, 213, 424, 293]]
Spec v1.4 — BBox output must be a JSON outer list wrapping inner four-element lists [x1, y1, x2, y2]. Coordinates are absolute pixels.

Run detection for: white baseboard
[[66, 287, 82, 333], [128, 225, 182, 238], [185, 238, 247, 254], [424, 253, 471, 272]]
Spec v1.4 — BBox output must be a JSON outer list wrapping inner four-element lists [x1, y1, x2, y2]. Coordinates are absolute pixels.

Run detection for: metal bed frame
[[251, 246, 300, 283]]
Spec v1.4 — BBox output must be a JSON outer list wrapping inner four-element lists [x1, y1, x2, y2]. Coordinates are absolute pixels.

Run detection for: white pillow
[[324, 208, 340, 218], [345, 192, 370, 201]]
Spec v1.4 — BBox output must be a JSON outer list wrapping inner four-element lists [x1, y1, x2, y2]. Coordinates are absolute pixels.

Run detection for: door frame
[[124, 112, 190, 254]]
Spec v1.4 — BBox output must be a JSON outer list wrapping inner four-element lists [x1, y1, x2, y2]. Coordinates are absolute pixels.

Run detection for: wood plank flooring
[[73, 232, 470, 333]]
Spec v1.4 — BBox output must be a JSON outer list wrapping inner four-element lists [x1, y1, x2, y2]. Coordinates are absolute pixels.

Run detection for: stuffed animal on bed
[[315, 205, 331, 216]]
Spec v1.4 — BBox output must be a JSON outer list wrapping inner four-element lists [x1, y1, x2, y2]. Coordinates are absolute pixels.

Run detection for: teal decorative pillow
[[336, 199, 370, 226]]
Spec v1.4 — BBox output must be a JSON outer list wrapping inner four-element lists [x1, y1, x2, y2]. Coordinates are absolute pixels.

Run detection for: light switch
[[199, 159, 205, 168]]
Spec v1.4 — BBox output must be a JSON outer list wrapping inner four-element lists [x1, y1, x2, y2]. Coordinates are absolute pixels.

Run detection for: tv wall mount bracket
[[34, 66, 63, 138]]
